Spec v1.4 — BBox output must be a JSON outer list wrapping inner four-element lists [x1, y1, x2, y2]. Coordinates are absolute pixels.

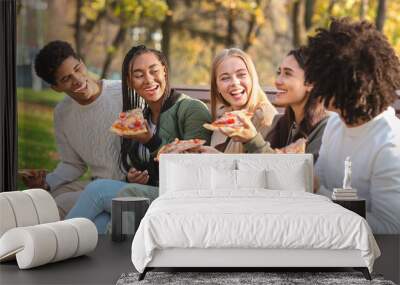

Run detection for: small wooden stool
[[111, 197, 149, 242]]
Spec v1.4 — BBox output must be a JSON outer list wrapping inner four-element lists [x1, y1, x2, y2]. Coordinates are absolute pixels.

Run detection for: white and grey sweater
[[46, 80, 125, 190]]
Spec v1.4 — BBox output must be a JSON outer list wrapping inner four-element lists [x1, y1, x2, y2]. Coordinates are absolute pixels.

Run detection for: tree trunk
[[292, 0, 307, 48], [375, 0, 386, 31], [242, 0, 262, 51], [161, 0, 175, 64], [327, 0, 337, 16], [226, 8, 235, 47], [211, 10, 218, 59], [242, 13, 256, 51], [74, 0, 83, 59], [101, 26, 126, 78], [359, 0, 368, 20], [304, 0, 315, 30]]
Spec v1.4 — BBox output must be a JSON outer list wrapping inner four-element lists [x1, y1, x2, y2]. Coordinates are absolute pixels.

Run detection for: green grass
[[17, 88, 91, 190], [18, 106, 57, 170], [17, 88, 65, 108]]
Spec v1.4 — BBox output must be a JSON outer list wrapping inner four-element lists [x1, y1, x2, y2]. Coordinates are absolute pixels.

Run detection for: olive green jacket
[[132, 92, 211, 186], [145, 92, 212, 155]]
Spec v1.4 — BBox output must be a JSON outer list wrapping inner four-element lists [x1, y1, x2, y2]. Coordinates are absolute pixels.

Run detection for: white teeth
[[74, 81, 87, 92], [145, 86, 158, 91], [230, 89, 244, 95]]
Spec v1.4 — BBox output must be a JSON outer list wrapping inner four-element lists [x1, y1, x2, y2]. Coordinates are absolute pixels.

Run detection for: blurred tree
[[77, 0, 168, 78], [375, 0, 386, 31], [292, 0, 307, 47], [360, 0, 368, 20], [304, 0, 315, 29], [63, 0, 399, 85], [167, 0, 268, 52], [161, 0, 175, 63], [74, 0, 83, 58]]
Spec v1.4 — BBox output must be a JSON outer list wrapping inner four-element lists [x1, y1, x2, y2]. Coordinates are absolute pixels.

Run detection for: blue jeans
[[66, 179, 159, 234], [66, 179, 127, 234]]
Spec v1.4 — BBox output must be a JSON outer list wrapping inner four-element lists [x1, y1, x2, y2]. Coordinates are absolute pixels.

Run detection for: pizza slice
[[110, 108, 148, 136], [203, 110, 253, 131], [276, 138, 307, 154], [155, 138, 206, 161]]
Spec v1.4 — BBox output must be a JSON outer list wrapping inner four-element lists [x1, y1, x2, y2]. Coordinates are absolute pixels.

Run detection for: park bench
[[175, 86, 400, 118]]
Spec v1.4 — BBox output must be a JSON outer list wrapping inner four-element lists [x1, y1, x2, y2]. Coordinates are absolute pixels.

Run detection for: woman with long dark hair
[[263, 47, 329, 161], [66, 45, 212, 233]]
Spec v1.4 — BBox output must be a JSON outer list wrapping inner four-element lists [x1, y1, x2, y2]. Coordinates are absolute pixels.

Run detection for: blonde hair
[[210, 48, 268, 120]]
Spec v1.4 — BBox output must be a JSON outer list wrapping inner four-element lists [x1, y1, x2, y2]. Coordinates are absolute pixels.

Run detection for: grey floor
[[374, 235, 400, 284], [1, 235, 399, 285], [0, 235, 134, 285]]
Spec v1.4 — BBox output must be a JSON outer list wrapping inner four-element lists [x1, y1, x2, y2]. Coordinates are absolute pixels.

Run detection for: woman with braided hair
[[66, 45, 211, 233]]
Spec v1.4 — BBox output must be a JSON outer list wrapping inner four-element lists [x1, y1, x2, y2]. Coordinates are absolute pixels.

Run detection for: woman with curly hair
[[306, 18, 400, 234]]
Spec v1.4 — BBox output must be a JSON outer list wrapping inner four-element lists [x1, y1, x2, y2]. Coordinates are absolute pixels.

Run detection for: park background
[[16, 0, 400, 189]]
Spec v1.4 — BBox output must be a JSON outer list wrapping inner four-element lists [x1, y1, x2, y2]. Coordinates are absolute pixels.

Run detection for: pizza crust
[[204, 110, 253, 133], [277, 138, 307, 154], [156, 139, 206, 161], [109, 125, 148, 136], [203, 123, 219, 131]]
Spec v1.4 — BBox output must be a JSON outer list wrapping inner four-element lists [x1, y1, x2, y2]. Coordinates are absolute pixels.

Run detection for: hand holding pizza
[[219, 112, 258, 143], [204, 110, 258, 143], [155, 138, 206, 161], [110, 109, 153, 144], [275, 138, 307, 154]]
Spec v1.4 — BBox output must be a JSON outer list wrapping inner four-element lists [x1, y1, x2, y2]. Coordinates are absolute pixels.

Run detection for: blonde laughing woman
[[206, 48, 278, 153]]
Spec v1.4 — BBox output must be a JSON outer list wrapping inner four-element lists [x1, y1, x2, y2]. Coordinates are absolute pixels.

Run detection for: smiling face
[[129, 52, 166, 103], [52, 56, 99, 104], [216, 56, 252, 110], [274, 55, 312, 107]]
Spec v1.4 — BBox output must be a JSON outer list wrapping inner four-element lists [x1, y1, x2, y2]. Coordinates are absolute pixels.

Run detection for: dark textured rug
[[116, 271, 395, 285]]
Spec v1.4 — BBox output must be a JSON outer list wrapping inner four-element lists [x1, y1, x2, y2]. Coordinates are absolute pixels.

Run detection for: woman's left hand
[[120, 121, 153, 144], [219, 112, 258, 143], [127, 167, 149, 184]]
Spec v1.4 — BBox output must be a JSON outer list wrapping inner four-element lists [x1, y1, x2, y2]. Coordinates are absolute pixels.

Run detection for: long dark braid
[[119, 45, 171, 185]]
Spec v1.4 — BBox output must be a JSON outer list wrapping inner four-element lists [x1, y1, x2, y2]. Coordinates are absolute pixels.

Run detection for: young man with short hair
[[22, 41, 124, 218]]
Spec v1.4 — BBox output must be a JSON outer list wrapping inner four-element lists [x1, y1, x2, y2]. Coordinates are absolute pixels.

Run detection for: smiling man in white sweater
[[305, 18, 400, 234], [22, 41, 124, 218]]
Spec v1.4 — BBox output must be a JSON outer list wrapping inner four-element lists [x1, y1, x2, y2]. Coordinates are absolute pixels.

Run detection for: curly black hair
[[34, 41, 78, 85], [304, 18, 400, 125]]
